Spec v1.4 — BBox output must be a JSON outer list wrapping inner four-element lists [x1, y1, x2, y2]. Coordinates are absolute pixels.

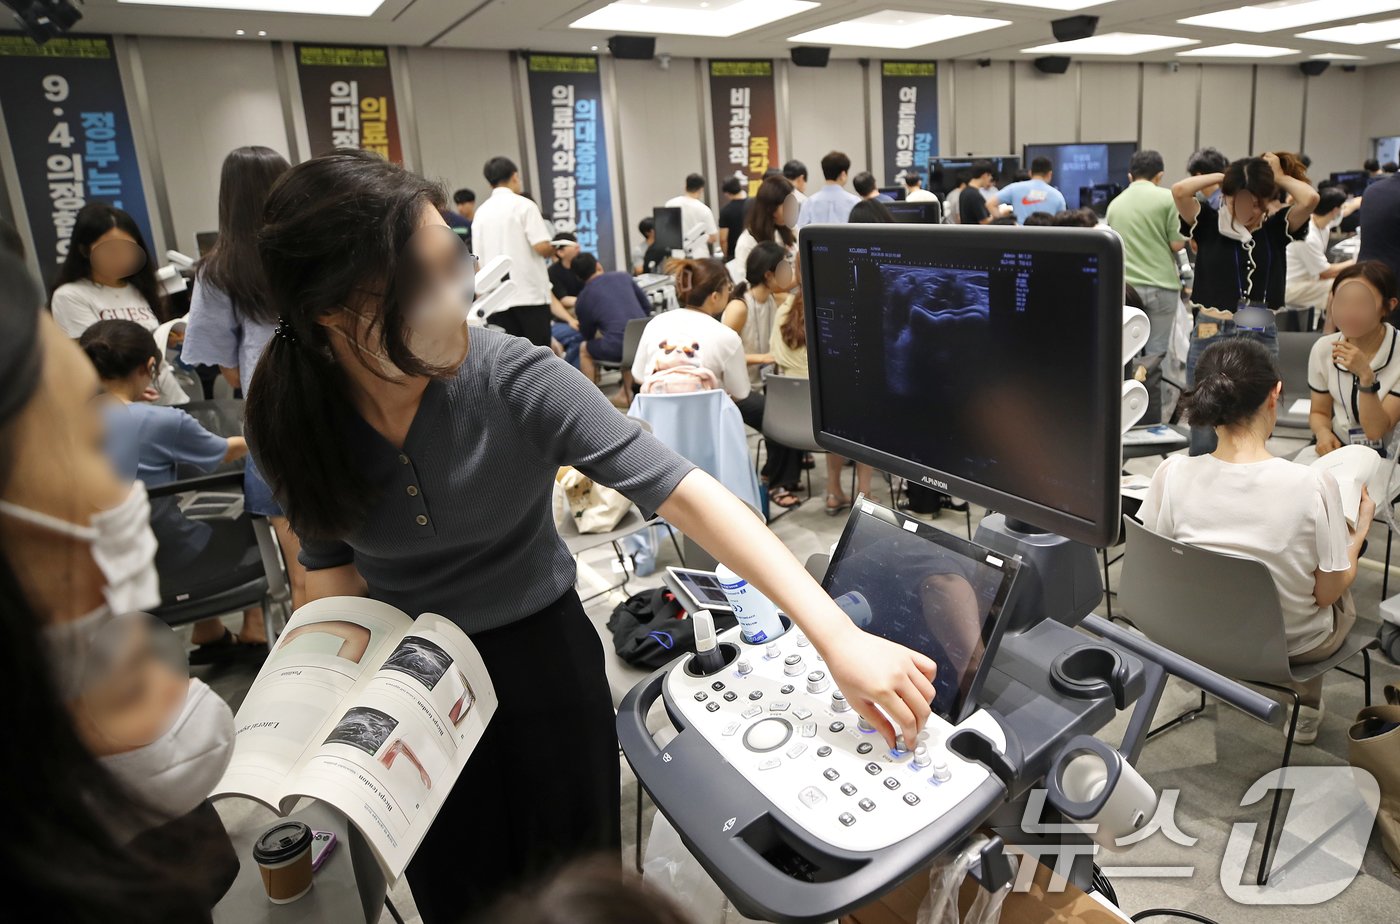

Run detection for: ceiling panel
[[67, 0, 1400, 66]]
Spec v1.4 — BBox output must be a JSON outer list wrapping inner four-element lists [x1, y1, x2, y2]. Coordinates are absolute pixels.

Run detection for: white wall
[[1361, 63, 1400, 159], [948, 60, 1012, 156], [134, 36, 289, 254], [405, 48, 521, 197], [1252, 65, 1305, 156], [1140, 64, 1199, 180], [1303, 66, 1369, 178], [786, 60, 869, 170], [611, 56, 705, 265], [1079, 63, 1138, 145], [1013, 61, 1078, 150], [1198, 65, 1252, 163]]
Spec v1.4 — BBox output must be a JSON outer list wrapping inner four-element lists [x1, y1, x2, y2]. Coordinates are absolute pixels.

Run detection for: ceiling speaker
[[791, 46, 830, 68], [607, 35, 655, 60], [1034, 56, 1072, 75], [1298, 60, 1329, 77], [1051, 15, 1099, 43]]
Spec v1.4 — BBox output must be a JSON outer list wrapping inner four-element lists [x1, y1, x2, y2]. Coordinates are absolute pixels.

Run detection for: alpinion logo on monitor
[[920, 476, 949, 490]]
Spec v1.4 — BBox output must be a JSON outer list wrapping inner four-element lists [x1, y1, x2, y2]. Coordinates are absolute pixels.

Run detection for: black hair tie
[[274, 317, 299, 343]]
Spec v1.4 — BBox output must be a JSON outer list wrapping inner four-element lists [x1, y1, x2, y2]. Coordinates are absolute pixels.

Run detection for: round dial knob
[[806, 670, 829, 694], [783, 654, 804, 676], [857, 716, 876, 733], [795, 631, 810, 647], [764, 642, 781, 659], [931, 760, 952, 783], [830, 691, 851, 712], [911, 745, 932, 769], [736, 658, 753, 675]]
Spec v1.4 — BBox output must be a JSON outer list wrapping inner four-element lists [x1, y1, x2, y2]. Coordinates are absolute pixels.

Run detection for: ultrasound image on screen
[[806, 233, 1110, 527], [823, 511, 1011, 722]]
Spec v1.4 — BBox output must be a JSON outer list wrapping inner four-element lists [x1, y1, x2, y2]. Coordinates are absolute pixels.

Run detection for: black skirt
[[405, 588, 621, 922]]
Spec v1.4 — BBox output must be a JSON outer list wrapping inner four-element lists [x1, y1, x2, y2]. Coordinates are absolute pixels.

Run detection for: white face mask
[[100, 678, 234, 837], [0, 481, 160, 617], [1217, 203, 1255, 243]]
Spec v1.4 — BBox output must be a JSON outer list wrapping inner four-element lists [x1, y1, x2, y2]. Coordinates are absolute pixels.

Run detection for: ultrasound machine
[[618, 226, 1278, 923]]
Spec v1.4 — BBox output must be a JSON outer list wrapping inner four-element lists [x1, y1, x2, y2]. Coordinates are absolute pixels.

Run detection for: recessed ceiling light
[[118, 0, 383, 13], [788, 10, 1010, 49], [1180, 0, 1400, 33], [257, 30, 267, 36], [235, 29, 245, 35], [1298, 17, 1400, 43], [1311, 51, 1365, 59], [984, 0, 1122, 8], [1178, 43, 1300, 57], [571, 0, 817, 37], [1023, 32, 1198, 55]]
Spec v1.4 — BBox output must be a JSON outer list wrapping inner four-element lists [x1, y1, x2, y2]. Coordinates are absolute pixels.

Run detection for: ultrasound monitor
[[928, 156, 1020, 197], [823, 500, 1019, 722], [1330, 171, 1369, 197], [799, 224, 1124, 547], [879, 185, 907, 201], [1024, 143, 1136, 209], [653, 206, 684, 253], [885, 201, 942, 224]]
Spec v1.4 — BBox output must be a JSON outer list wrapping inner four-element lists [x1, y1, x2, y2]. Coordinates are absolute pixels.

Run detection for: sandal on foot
[[189, 628, 242, 665], [769, 486, 803, 509], [825, 493, 852, 517]]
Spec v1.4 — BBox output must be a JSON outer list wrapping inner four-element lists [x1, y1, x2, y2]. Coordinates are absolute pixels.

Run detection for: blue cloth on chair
[[628, 390, 763, 514]]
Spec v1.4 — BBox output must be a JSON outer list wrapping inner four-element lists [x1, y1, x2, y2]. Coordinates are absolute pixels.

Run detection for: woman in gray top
[[245, 151, 937, 921]]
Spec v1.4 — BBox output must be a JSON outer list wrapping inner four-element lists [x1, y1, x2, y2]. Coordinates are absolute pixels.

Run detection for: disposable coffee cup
[[252, 821, 314, 904]]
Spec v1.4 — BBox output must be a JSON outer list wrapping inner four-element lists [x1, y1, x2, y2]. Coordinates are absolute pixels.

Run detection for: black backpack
[[607, 588, 739, 671]]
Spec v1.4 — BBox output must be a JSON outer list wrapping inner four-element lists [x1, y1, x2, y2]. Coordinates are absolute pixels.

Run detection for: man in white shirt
[[902, 170, 938, 203], [783, 160, 809, 204], [795, 151, 861, 229], [665, 174, 719, 258], [471, 156, 556, 346], [1287, 186, 1356, 311]]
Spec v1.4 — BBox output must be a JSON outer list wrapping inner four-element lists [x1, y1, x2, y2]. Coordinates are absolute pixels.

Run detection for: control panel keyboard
[[664, 624, 1007, 854]]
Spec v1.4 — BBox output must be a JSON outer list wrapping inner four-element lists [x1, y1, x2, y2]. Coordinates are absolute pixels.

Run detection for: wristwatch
[[1359, 378, 1382, 394]]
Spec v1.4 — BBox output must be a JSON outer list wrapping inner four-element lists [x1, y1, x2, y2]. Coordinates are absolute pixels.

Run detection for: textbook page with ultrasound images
[[211, 596, 497, 879]]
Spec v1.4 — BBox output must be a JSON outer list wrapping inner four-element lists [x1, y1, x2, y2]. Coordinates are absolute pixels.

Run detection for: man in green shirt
[[1105, 149, 1185, 357]]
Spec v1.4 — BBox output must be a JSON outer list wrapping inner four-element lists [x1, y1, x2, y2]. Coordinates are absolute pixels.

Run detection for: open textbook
[[212, 597, 497, 879], [1310, 444, 1393, 528]]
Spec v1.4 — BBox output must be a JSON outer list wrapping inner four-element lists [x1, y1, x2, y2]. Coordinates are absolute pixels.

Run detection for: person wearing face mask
[[1286, 186, 1359, 314], [0, 251, 236, 919], [244, 152, 939, 923], [48, 202, 186, 405], [1295, 262, 1400, 465], [1173, 152, 1320, 455], [79, 319, 267, 662], [732, 174, 797, 273]]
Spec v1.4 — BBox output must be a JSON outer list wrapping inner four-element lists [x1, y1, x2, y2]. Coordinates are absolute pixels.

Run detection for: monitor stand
[[973, 514, 1104, 634]]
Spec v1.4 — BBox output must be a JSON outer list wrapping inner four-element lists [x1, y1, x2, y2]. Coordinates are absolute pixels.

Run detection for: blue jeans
[[552, 321, 583, 368], [1185, 307, 1279, 455]]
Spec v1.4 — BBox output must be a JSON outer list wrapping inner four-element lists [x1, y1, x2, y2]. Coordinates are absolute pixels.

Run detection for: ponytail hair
[[731, 241, 787, 302], [664, 257, 730, 309], [246, 150, 445, 540], [78, 319, 161, 381], [1179, 338, 1280, 429]]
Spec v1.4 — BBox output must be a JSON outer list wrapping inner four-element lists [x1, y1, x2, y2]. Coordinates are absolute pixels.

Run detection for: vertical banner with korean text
[[525, 53, 616, 269], [881, 62, 938, 186], [295, 44, 402, 163], [0, 33, 154, 271], [709, 60, 779, 197]]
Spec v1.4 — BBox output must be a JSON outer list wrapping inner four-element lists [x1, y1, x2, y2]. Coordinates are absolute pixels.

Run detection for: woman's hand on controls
[[1315, 431, 1343, 456], [821, 625, 937, 749], [1332, 341, 1373, 382]]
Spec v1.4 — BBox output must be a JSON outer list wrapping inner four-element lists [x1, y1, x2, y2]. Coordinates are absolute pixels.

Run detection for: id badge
[[1348, 427, 1383, 451], [1196, 322, 1220, 339]]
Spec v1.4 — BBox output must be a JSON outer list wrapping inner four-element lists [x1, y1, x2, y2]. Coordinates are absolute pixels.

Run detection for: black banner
[[709, 60, 779, 196], [881, 62, 939, 186], [295, 44, 403, 163], [0, 33, 154, 270]]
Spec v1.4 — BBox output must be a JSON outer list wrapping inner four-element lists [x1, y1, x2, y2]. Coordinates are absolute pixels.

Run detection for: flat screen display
[[653, 206, 683, 252], [879, 186, 907, 201], [667, 567, 734, 612], [928, 156, 1020, 197], [885, 201, 942, 224], [799, 224, 1123, 547], [823, 501, 1018, 723], [1023, 143, 1136, 209], [1330, 171, 1369, 197]]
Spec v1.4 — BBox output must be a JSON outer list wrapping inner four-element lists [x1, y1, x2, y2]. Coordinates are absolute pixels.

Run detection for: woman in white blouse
[[731, 174, 797, 273], [1138, 337, 1373, 743], [1297, 261, 1400, 464]]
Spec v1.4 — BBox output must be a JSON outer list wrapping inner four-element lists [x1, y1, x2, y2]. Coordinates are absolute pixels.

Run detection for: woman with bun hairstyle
[[1173, 152, 1320, 455], [1138, 338, 1371, 743]]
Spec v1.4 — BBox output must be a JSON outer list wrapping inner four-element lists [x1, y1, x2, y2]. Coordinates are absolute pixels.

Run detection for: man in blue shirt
[[574, 252, 653, 400], [795, 151, 861, 229], [995, 157, 1065, 224]]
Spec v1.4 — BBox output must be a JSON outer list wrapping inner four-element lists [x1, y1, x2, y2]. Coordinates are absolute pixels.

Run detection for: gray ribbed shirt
[[296, 328, 694, 633]]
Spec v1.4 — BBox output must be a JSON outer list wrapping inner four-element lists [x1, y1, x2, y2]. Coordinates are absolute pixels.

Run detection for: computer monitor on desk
[[652, 207, 683, 254], [799, 225, 1125, 548], [885, 201, 942, 224]]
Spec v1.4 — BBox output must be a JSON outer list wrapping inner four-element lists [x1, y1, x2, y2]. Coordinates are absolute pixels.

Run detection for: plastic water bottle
[[715, 563, 785, 644]]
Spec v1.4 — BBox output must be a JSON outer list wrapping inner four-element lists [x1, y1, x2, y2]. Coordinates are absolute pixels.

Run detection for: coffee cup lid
[[252, 821, 313, 865]]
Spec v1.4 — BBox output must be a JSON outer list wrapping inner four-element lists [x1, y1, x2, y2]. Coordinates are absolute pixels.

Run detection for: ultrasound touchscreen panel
[[822, 503, 1018, 723], [801, 224, 1122, 547]]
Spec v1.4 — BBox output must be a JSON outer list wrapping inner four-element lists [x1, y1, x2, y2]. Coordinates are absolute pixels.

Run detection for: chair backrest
[[1118, 517, 1296, 683], [761, 374, 823, 454], [176, 399, 246, 479], [1277, 331, 1323, 401], [629, 389, 763, 513], [621, 316, 650, 369]]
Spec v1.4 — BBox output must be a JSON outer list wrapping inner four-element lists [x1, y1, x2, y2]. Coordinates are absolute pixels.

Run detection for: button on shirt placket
[[398, 452, 435, 533]]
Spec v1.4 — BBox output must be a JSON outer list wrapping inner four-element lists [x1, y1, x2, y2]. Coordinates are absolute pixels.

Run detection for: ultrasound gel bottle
[[715, 563, 785, 643]]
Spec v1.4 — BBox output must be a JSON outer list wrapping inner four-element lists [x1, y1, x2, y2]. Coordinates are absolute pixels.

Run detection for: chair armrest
[[146, 470, 245, 499]]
